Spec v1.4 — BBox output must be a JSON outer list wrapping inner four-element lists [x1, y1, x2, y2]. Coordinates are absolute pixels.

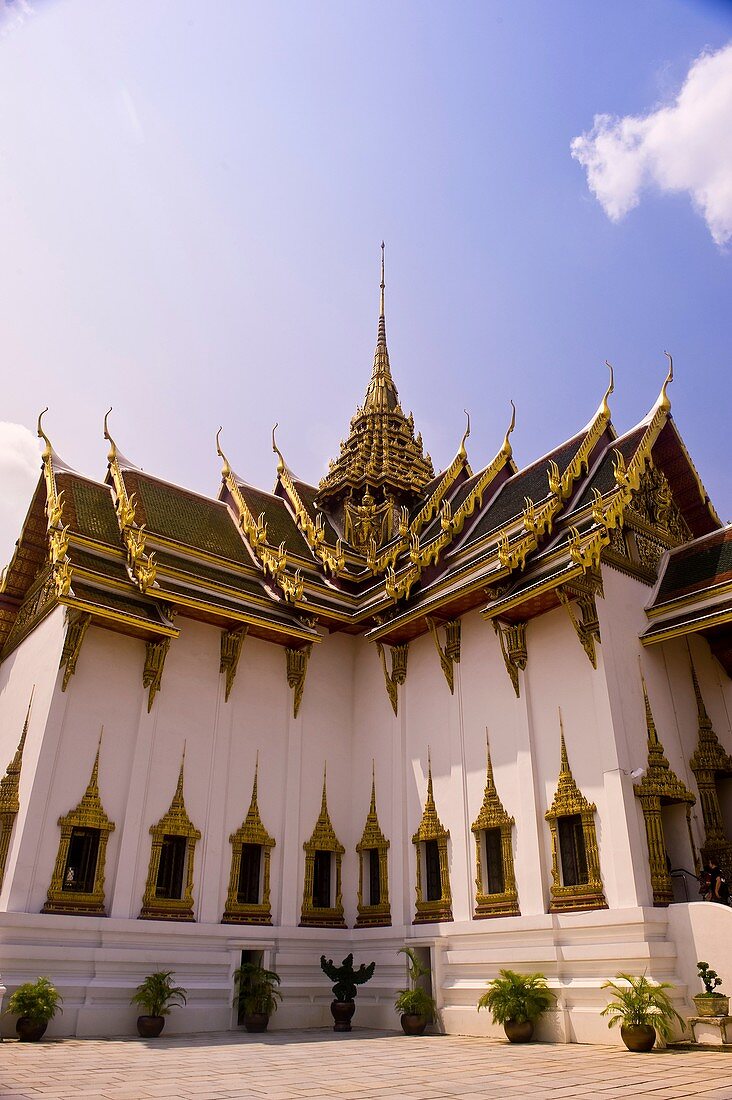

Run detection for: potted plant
[[477, 969, 554, 1043], [320, 953, 375, 1032], [6, 976, 63, 1041], [694, 962, 729, 1017], [601, 972, 684, 1052], [234, 961, 282, 1032], [130, 970, 187, 1038], [394, 947, 437, 1036]]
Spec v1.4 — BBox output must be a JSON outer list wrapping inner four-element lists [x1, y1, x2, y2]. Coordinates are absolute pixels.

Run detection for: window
[[62, 827, 100, 893], [367, 848, 381, 906], [312, 850, 331, 908], [237, 844, 262, 906], [155, 834, 187, 899], [483, 827, 505, 895], [425, 839, 442, 901], [558, 814, 588, 887]]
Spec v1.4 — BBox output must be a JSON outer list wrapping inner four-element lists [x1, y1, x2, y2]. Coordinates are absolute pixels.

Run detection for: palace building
[[0, 251, 731, 1041]]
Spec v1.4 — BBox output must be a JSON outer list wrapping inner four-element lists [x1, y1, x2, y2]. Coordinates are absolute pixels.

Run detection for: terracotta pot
[[693, 994, 729, 1018], [330, 999, 356, 1032], [400, 1013, 428, 1036], [136, 1015, 165, 1038], [503, 1019, 534, 1043], [15, 1017, 48, 1042], [620, 1024, 656, 1052], [244, 1012, 270, 1033]]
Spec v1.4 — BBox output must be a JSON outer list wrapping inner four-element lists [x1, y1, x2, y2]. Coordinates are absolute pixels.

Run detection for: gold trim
[[412, 752, 452, 924], [222, 755, 275, 924], [220, 625, 247, 702], [355, 765, 391, 927], [143, 637, 171, 712], [286, 644, 312, 718], [59, 610, 91, 691], [556, 576, 602, 669], [471, 732, 519, 917], [493, 619, 527, 697], [427, 618, 460, 694], [0, 691, 32, 891], [140, 747, 201, 921], [376, 641, 408, 716], [43, 731, 115, 915], [104, 411, 158, 594], [300, 766, 346, 928], [545, 715, 607, 912]]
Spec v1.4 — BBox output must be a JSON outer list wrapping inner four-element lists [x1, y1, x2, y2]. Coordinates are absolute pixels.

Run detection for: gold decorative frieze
[[493, 619, 527, 697], [104, 411, 158, 594], [140, 747, 201, 921], [143, 637, 170, 712], [286, 643, 312, 718], [220, 625, 247, 702], [43, 732, 115, 915], [427, 617, 461, 694], [634, 667, 697, 905], [688, 654, 732, 876], [222, 755, 275, 924], [471, 732, 519, 918], [0, 692, 32, 891], [412, 753, 452, 924], [300, 766, 346, 928], [545, 716, 606, 912], [376, 641, 408, 716], [1, 568, 57, 659], [356, 766, 391, 927], [59, 610, 92, 691]]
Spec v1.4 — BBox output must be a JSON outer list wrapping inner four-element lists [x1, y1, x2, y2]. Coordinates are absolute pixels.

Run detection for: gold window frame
[[355, 768, 390, 927], [222, 757, 275, 924], [471, 735, 519, 918], [412, 754, 452, 924], [300, 767, 346, 928], [139, 749, 200, 922]]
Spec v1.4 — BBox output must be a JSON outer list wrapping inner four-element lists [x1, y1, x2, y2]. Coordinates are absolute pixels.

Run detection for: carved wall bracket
[[286, 644, 312, 718], [222, 755, 276, 924], [60, 610, 92, 691], [493, 619, 527, 697], [143, 637, 171, 712], [426, 618, 461, 694], [556, 585, 601, 668], [220, 626, 247, 702], [376, 641, 409, 715]]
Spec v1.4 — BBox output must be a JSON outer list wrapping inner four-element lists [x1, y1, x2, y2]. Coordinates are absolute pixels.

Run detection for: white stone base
[[689, 1016, 732, 1046]]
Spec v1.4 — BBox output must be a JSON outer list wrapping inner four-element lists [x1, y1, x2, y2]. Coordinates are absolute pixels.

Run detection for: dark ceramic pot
[[244, 1013, 270, 1033], [16, 1017, 48, 1042], [503, 1019, 534, 1043], [136, 1015, 165, 1038], [331, 999, 356, 1032], [621, 1024, 656, 1052], [400, 1013, 428, 1036]]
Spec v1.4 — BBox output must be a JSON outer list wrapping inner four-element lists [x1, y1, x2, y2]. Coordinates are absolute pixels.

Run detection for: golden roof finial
[[426, 748, 435, 808], [501, 400, 516, 460], [87, 727, 103, 796], [370, 759, 377, 815], [658, 351, 673, 413], [321, 762, 328, 814], [380, 240, 385, 321], [600, 360, 614, 419], [173, 742, 187, 804], [37, 407, 52, 461], [103, 408, 117, 464], [216, 426, 232, 479], [558, 708, 570, 773], [272, 423, 286, 476], [458, 410, 471, 460], [485, 727, 496, 788]]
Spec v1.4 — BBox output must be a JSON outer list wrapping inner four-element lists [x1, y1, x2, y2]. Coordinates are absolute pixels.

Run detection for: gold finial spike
[[370, 760, 377, 814], [485, 728, 495, 787], [659, 351, 673, 413], [216, 427, 232, 479], [601, 361, 614, 418], [501, 400, 516, 459], [558, 708, 570, 773], [638, 660, 659, 745], [251, 750, 260, 806], [380, 240, 385, 319], [686, 644, 710, 725], [37, 408, 52, 461], [103, 408, 117, 464], [459, 410, 471, 459], [272, 423, 286, 476], [426, 749, 435, 807], [87, 728, 103, 794], [321, 763, 328, 814], [173, 742, 186, 803]]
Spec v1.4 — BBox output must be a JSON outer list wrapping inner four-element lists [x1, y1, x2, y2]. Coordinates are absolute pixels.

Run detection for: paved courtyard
[[1, 1029, 731, 1100]]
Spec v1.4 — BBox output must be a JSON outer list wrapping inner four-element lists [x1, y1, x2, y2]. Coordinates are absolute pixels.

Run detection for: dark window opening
[[62, 827, 100, 893], [155, 834, 187, 899], [558, 814, 588, 887], [425, 839, 442, 901], [237, 844, 262, 905], [367, 848, 381, 906], [484, 827, 505, 895], [312, 850, 331, 908]]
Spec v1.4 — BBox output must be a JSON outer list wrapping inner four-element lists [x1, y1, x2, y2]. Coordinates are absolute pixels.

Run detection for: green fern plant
[[477, 970, 554, 1024], [7, 977, 63, 1023], [394, 948, 436, 1020], [601, 973, 684, 1040], [131, 971, 187, 1017]]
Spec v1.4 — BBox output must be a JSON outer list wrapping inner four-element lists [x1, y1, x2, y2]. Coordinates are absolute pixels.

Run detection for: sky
[[0, 0, 731, 566]]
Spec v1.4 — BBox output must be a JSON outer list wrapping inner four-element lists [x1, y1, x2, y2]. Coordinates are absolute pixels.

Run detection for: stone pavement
[[1, 1029, 731, 1100]]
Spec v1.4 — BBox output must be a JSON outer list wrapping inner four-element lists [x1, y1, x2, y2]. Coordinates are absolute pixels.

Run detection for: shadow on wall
[[667, 902, 732, 1011]]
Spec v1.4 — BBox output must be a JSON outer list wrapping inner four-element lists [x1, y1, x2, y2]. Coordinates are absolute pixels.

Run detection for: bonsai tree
[[394, 946, 437, 1035], [694, 961, 729, 1018], [131, 970, 187, 1038], [601, 972, 684, 1052], [477, 969, 554, 1043], [6, 976, 63, 1042], [234, 961, 282, 1033], [697, 961, 723, 995], [320, 953, 375, 1032]]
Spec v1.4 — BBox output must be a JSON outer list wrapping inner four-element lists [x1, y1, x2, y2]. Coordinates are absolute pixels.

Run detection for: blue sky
[[0, 0, 730, 563]]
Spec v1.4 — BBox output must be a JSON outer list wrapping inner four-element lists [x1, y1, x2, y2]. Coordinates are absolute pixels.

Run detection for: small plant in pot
[[394, 947, 436, 1036], [6, 976, 63, 1041], [234, 961, 282, 1032], [601, 972, 684, 1052], [320, 953, 375, 1032], [694, 962, 729, 1018], [477, 969, 554, 1043], [131, 970, 187, 1038]]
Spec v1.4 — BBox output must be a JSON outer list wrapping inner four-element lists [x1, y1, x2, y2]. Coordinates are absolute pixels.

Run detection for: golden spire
[[501, 401, 516, 460], [426, 748, 435, 809], [364, 241, 398, 413], [689, 651, 710, 728], [216, 426, 232, 479], [458, 410, 471, 461], [558, 709, 571, 774], [320, 762, 328, 816], [37, 408, 64, 530], [379, 240, 386, 332], [657, 351, 673, 414], [103, 408, 117, 464], [243, 752, 266, 831], [172, 742, 187, 809], [369, 760, 377, 815], [600, 361, 614, 419], [484, 728, 496, 791], [272, 423, 286, 476], [639, 664, 660, 749], [0, 689, 33, 814]]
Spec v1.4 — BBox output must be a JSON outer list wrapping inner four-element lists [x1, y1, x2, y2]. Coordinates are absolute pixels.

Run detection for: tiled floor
[[1, 1029, 731, 1100]]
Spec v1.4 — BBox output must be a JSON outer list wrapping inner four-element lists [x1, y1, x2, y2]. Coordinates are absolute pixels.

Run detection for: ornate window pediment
[[140, 748, 200, 922], [412, 754, 452, 924], [223, 756, 275, 925], [355, 767, 390, 927], [471, 735, 519, 918], [300, 767, 346, 928]]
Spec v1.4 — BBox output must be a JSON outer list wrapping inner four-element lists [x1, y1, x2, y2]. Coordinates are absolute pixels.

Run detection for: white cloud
[[0, 422, 40, 570], [0, 0, 35, 38], [571, 43, 732, 246]]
